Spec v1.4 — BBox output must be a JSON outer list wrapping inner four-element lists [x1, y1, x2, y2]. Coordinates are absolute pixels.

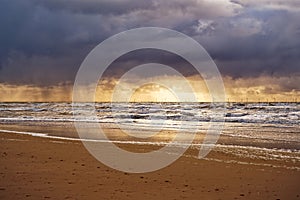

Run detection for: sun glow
[[1, 75, 299, 102], [130, 83, 178, 102]]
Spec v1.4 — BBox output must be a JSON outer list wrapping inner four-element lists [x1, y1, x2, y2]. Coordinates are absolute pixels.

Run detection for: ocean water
[[0, 102, 299, 169], [0, 102, 298, 125]]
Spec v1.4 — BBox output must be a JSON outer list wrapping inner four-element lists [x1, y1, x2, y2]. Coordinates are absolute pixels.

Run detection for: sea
[[0, 102, 299, 170]]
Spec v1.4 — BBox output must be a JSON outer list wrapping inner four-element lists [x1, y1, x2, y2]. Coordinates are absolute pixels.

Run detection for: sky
[[0, 0, 299, 102]]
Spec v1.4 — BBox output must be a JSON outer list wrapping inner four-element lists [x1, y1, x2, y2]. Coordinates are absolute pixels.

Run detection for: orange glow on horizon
[[0, 75, 299, 102], [129, 83, 178, 102]]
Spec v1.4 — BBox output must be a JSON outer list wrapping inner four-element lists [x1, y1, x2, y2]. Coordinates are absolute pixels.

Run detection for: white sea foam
[[0, 102, 299, 126]]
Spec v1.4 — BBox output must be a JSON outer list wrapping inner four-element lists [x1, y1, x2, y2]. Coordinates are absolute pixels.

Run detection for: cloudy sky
[[0, 0, 299, 102]]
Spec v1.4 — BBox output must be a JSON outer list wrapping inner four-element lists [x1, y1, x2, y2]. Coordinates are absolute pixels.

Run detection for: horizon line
[[0, 101, 299, 103]]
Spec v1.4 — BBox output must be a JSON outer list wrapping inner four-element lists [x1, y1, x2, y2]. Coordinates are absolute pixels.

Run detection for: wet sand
[[1, 132, 300, 200]]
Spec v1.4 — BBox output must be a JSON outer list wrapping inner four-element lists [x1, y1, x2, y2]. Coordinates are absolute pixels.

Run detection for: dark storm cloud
[[33, 0, 154, 15], [192, 8, 300, 78], [0, 0, 299, 90], [0, 0, 114, 85], [102, 49, 197, 79]]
